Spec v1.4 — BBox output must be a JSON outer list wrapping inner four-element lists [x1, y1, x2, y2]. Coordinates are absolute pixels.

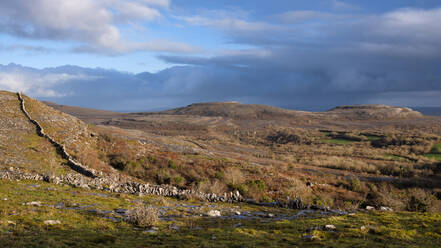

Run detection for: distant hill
[[327, 104, 423, 120], [149, 102, 305, 120], [45, 98, 427, 123], [134, 102, 424, 121]]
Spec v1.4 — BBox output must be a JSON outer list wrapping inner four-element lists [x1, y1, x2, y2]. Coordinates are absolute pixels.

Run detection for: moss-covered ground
[[1, 179, 440, 247]]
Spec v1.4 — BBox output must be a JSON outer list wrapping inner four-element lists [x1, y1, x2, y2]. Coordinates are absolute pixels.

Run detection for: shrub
[[349, 177, 362, 192], [108, 154, 127, 170], [215, 171, 225, 181], [173, 176, 185, 186], [155, 169, 171, 184], [224, 167, 245, 186], [127, 204, 159, 227], [406, 189, 437, 212], [196, 179, 227, 195], [168, 160, 178, 169], [238, 180, 267, 201], [147, 155, 156, 163]]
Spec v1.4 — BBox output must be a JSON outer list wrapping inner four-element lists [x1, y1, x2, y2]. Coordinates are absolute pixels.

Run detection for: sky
[[0, 0, 441, 112]]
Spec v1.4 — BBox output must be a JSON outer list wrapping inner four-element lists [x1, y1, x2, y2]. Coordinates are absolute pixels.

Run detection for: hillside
[[155, 102, 304, 120], [2, 90, 441, 246], [139, 102, 425, 121], [0, 91, 70, 176]]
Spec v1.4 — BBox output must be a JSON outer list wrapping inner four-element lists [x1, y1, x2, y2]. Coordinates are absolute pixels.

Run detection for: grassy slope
[[23, 95, 112, 172], [1, 179, 441, 247], [0, 91, 70, 175]]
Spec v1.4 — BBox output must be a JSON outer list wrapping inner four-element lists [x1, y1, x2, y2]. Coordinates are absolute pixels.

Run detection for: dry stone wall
[[17, 92, 97, 178], [0, 167, 244, 203]]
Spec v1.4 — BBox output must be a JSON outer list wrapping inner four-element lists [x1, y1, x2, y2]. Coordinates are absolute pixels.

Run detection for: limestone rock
[[23, 201, 42, 207], [207, 210, 221, 217], [380, 206, 393, 211], [365, 206, 375, 211], [44, 220, 61, 225], [324, 224, 336, 231]]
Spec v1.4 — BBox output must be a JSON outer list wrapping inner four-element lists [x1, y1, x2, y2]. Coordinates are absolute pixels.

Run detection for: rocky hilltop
[[327, 104, 423, 120]]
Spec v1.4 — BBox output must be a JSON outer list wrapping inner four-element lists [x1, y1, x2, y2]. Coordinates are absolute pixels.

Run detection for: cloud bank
[[0, 0, 197, 54]]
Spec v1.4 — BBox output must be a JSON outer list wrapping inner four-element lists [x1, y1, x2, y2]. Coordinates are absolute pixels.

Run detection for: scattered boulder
[[207, 210, 221, 217], [44, 220, 61, 225], [366, 206, 375, 211], [324, 224, 336, 231], [23, 201, 42, 207], [143, 226, 158, 234], [380, 206, 393, 211]]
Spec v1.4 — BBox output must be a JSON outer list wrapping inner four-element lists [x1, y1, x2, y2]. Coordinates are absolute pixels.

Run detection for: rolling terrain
[[2, 91, 441, 247], [47, 99, 441, 205]]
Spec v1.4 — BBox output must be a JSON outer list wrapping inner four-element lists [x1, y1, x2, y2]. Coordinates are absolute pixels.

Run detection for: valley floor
[[1, 179, 441, 247]]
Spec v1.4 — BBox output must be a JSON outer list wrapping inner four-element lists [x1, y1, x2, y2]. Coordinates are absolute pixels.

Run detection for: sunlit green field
[[1, 179, 440, 247]]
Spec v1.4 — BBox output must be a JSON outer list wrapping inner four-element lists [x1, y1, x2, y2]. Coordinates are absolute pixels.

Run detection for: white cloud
[[0, 0, 196, 54], [0, 71, 94, 97], [373, 8, 441, 41]]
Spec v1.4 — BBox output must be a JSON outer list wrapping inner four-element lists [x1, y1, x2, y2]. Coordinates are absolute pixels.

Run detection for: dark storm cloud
[[156, 7, 441, 109]]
